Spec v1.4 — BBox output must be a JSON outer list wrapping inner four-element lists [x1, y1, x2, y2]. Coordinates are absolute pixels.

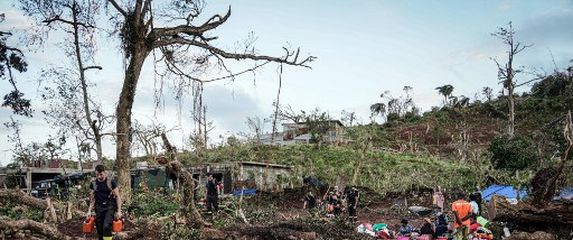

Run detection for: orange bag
[[83, 216, 95, 233], [112, 219, 123, 232]]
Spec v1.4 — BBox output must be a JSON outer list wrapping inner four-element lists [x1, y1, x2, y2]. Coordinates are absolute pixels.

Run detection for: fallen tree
[[0, 217, 74, 240], [159, 132, 208, 227], [0, 189, 86, 222], [490, 195, 573, 226], [0, 189, 48, 210]]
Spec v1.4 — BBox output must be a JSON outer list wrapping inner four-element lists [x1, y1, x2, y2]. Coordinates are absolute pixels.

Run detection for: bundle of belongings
[[469, 216, 493, 240], [470, 227, 494, 240], [356, 222, 393, 239]]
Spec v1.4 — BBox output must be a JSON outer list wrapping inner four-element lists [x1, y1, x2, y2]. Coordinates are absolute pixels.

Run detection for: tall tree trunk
[[203, 105, 207, 149], [160, 133, 207, 226], [271, 64, 283, 143], [508, 84, 515, 137], [94, 135, 103, 162], [71, 2, 103, 163], [506, 38, 515, 138], [116, 44, 149, 202]]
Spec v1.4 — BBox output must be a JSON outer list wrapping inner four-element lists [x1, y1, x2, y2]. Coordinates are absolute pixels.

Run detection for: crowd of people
[[303, 185, 361, 222], [303, 184, 494, 240], [387, 188, 493, 240]]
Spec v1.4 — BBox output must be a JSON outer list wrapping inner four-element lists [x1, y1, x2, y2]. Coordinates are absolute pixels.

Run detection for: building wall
[[238, 165, 292, 192]]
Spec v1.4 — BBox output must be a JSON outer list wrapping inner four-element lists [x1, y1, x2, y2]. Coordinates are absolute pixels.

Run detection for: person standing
[[87, 164, 122, 240], [346, 187, 360, 223], [452, 193, 472, 240], [205, 174, 219, 213], [303, 191, 317, 216], [469, 193, 480, 216], [434, 214, 450, 238], [471, 187, 483, 215], [432, 186, 445, 212]]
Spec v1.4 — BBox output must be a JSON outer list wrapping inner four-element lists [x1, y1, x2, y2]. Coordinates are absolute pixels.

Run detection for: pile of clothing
[[356, 222, 393, 239]]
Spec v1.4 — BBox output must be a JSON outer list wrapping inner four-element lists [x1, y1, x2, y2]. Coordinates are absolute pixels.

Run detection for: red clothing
[[451, 200, 472, 228], [469, 222, 481, 233]]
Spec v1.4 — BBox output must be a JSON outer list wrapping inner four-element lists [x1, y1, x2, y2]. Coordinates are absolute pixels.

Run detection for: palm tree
[[370, 103, 386, 123], [435, 85, 454, 106], [454, 95, 470, 108]]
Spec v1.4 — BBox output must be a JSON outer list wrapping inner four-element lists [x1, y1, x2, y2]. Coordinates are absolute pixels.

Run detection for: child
[[398, 219, 414, 236]]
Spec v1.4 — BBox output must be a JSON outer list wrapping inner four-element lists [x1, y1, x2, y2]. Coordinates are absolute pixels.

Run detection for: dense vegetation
[[154, 67, 573, 195]]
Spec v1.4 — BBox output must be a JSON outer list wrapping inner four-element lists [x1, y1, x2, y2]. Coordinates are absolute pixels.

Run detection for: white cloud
[[1, 10, 34, 30], [497, 0, 513, 11]]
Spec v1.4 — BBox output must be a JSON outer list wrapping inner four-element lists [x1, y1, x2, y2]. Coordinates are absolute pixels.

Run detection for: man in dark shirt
[[87, 164, 122, 240], [434, 214, 450, 238], [303, 191, 317, 216], [205, 174, 219, 212], [346, 187, 360, 222]]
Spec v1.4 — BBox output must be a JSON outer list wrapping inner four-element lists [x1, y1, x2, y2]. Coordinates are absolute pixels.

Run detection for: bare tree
[[20, 0, 111, 163], [4, 117, 68, 169], [189, 104, 215, 156], [482, 86, 494, 102], [374, 86, 418, 122], [3, 117, 28, 167], [270, 64, 284, 143], [132, 120, 179, 158], [491, 22, 531, 138], [278, 104, 305, 123], [246, 116, 266, 145], [341, 110, 356, 127], [105, 0, 314, 202]]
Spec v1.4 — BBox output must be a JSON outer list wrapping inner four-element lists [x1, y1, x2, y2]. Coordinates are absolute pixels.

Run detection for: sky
[[1, 0, 572, 166]]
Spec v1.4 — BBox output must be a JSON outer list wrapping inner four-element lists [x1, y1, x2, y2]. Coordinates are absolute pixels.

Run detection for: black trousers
[[348, 204, 357, 219], [95, 204, 115, 240], [333, 207, 341, 216], [206, 194, 218, 212]]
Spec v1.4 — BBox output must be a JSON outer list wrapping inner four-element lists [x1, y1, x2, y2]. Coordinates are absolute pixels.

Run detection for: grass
[[176, 144, 524, 194]]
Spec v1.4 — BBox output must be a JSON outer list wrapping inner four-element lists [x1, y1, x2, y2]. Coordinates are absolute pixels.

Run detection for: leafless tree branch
[[107, 0, 127, 17]]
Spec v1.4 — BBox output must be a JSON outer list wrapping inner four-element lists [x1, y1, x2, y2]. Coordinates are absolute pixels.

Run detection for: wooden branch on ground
[[490, 195, 573, 226], [0, 217, 74, 240], [0, 189, 49, 209], [0, 189, 86, 221], [46, 197, 58, 222]]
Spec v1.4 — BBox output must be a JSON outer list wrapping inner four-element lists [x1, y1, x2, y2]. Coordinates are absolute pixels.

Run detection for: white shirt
[[470, 201, 479, 215]]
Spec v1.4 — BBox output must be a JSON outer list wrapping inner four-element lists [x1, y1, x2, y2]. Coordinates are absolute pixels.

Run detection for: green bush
[[488, 135, 539, 170], [127, 191, 179, 218]]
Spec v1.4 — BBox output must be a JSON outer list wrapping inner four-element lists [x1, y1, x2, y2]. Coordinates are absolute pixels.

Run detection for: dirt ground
[[226, 186, 438, 238], [54, 186, 439, 239], [57, 217, 158, 239]]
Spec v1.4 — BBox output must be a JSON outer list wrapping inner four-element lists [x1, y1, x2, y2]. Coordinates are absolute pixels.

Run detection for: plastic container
[[83, 216, 95, 233], [112, 219, 123, 232]]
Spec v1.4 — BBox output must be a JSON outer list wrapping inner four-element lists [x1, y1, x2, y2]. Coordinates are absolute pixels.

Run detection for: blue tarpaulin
[[555, 187, 573, 200], [481, 184, 527, 202], [233, 188, 257, 196]]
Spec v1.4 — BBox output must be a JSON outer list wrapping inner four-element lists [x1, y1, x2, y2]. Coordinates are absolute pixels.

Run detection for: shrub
[[488, 135, 539, 170], [127, 191, 179, 218]]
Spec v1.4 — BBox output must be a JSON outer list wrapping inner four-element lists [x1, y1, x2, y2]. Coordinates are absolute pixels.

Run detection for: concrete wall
[[238, 164, 292, 192]]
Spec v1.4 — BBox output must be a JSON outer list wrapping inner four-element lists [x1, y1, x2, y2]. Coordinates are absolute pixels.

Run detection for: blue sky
[[1, 0, 572, 165]]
